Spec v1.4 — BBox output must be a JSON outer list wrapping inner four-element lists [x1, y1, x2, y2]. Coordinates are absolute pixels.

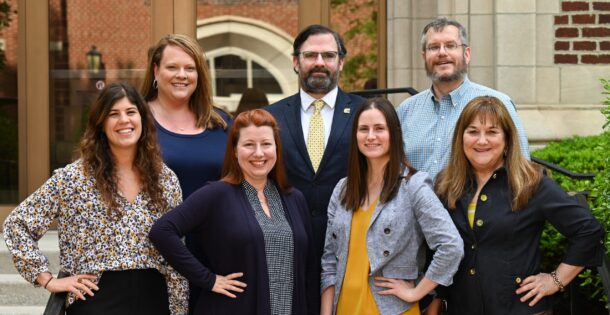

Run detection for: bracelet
[[550, 271, 565, 292], [43, 276, 54, 289]]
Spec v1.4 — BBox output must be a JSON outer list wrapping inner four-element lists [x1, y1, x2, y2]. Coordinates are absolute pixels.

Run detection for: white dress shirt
[[299, 87, 338, 147]]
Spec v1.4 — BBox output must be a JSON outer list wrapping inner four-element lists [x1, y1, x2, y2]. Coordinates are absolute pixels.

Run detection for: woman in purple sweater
[[150, 109, 319, 315]]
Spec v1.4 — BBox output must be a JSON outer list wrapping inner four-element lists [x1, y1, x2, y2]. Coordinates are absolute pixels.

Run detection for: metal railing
[[351, 87, 419, 98], [531, 158, 607, 314]]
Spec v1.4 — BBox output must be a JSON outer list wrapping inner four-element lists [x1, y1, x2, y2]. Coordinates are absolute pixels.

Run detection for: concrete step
[[0, 275, 49, 306], [0, 231, 60, 311], [0, 306, 45, 315]]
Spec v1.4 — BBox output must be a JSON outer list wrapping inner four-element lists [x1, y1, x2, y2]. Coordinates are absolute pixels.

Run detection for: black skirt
[[66, 269, 170, 315]]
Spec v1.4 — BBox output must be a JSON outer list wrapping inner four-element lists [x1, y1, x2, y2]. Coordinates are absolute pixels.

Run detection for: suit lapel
[[318, 89, 353, 172], [283, 95, 314, 172], [368, 200, 386, 229]]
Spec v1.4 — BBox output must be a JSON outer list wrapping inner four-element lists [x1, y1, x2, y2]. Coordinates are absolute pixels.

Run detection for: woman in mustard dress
[[320, 98, 463, 315]]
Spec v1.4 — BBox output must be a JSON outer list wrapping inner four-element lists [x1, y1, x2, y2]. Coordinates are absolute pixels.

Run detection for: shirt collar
[[428, 75, 472, 107], [300, 87, 339, 111]]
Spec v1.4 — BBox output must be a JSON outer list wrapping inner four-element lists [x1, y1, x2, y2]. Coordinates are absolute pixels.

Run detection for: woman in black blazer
[[149, 109, 318, 315], [435, 96, 604, 314]]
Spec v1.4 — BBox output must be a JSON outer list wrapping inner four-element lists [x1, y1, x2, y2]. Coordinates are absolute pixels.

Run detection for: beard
[[299, 66, 338, 94], [426, 54, 468, 83]]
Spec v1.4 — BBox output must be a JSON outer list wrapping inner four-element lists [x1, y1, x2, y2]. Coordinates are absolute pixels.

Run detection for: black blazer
[[265, 89, 365, 260], [442, 168, 604, 315], [149, 181, 319, 315]]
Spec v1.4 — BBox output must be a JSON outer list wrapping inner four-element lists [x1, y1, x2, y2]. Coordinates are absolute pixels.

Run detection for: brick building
[[1, 0, 609, 212]]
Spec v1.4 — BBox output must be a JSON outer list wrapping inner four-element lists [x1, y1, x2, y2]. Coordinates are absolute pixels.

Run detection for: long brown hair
[[141, 34, 227, 130], [435, 96, 542, 210], [221, 109, 291, 193], [342, 98, 417, 211], [79, 82, 167, 215]]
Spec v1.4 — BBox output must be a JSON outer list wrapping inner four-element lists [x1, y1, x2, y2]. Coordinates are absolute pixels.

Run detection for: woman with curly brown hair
[[3, 82, 188, 315]]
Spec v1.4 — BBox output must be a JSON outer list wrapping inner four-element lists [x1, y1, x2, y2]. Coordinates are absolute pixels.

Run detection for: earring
[[153, 79, 158, 89]]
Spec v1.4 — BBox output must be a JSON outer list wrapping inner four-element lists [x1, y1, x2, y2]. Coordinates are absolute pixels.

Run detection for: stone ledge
[[517, 104, 606, 145]]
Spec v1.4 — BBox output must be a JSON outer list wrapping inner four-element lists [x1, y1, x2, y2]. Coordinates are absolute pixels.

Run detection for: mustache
[[307, 67, 331, 76]]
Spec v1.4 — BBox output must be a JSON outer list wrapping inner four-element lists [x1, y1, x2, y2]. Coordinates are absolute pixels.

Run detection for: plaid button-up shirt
[[397, 76, 530, 179]]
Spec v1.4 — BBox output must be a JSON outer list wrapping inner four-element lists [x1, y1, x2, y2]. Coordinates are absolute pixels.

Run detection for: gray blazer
[[321, 171, 464, 315]]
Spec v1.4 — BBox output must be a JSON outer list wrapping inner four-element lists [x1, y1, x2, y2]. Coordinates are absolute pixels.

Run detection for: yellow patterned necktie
[[307, 100, 325, 172]]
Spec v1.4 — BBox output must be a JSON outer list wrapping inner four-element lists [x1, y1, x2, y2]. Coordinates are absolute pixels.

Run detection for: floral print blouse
[[2, 159, 188, 314]]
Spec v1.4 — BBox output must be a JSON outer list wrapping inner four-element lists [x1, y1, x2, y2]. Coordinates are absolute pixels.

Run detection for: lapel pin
[[343, 108, 350, 114]]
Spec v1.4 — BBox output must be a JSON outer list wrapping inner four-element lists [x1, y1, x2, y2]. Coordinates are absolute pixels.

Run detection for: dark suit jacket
[[265, 89, 365, 261], [149, 181, 319, 315]]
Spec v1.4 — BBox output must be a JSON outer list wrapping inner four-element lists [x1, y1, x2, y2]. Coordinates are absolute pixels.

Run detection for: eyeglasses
[[425, 42, 467, 53], [299, 51, 339, 62]]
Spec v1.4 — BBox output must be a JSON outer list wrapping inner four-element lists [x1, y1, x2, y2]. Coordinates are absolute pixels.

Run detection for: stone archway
[[197, 16, 297, 111]]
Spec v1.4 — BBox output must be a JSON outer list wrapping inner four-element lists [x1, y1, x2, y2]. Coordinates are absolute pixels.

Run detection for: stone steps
[[0, 231, 59, 315], [0, 307, 45, 315]]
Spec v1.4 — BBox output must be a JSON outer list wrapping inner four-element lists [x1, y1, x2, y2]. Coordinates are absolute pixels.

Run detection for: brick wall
[[555, 1, 610, 64], [0, 0, 18, 97], [64, 0, 152, 70], [197, 0, 299, 37]]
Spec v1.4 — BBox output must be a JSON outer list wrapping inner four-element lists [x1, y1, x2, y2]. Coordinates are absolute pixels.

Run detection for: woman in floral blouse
[[3, 82, 188, 315]]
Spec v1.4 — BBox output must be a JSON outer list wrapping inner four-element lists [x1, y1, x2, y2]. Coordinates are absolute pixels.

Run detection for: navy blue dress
[[155, 110, 231, 311]]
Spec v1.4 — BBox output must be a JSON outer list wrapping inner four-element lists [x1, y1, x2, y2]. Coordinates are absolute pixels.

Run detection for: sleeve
[[320, 178, 345, 293], [149, 183, 222, 291], [2, 170, 65, 285], [163, 166, 183, 208], [538, 177, 605, 267], [504, 99, 530, 159], [410, 173, 464, 286]]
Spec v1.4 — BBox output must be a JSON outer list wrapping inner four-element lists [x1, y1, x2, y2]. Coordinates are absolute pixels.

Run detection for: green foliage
[[0, 0, 14, 69], [532, 79, 610, 308], [331, 0, 377, 91]]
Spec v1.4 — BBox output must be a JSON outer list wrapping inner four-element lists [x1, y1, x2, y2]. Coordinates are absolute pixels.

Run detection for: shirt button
[[492, 173, 497, 179], [469, 268, 476, 275], [480, 194, 488, 202], [383, 250, 390, 257], [434, 160, 438, 164], [476, 219, 484, 227], [436, 138, 441, 141], [441, 116, 445, 119], [471, 244, 476, 250], [384, 228, 391, 234], [515, 277, 522, 284]]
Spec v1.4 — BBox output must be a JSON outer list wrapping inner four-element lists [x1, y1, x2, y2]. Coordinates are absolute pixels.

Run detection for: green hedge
[[531, 79, 610, 308]]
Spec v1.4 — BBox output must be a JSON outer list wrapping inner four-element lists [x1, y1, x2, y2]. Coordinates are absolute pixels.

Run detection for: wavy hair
[[420, 17, 469, 51], [221, 109, 291, 193], [435, 96, 542, 211], [79, 82, 167, 215], [341, 98, 417, 211], [141, 34, 227, 130]]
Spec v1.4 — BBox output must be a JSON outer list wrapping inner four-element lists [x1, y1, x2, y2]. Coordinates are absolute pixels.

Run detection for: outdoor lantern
[[86, 46, 102, 73]]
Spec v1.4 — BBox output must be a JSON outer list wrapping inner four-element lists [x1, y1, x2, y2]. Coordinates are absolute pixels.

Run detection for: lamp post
[[86, 46, 102, 74]]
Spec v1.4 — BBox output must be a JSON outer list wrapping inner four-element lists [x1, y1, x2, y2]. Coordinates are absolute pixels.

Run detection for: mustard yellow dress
[[336, 199, 420, 315]]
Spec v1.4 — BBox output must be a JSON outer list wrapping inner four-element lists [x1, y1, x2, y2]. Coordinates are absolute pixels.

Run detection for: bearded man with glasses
[[397, 17, 530, 181], [266, 26, 365, 310]]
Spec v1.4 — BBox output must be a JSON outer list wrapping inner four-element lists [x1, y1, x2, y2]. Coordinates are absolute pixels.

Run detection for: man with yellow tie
[[266, 24, 365, 303]]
